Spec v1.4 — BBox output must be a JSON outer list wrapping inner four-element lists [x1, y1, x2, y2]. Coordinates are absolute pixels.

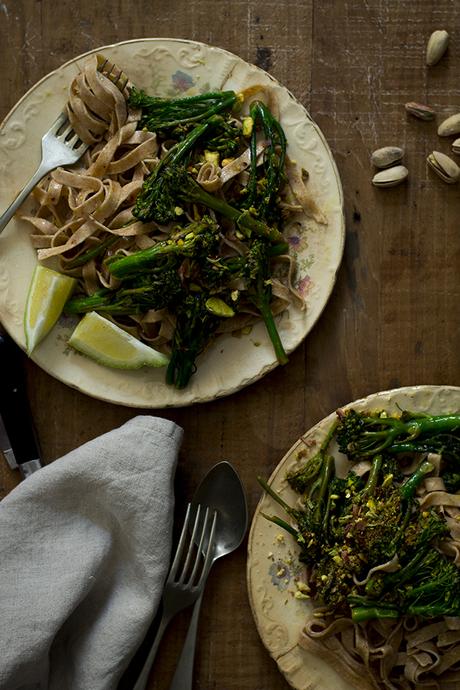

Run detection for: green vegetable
[[166, 292, 219, 389], [243, 239, 288, 365], [64, 88, 296, 389], [243, 100, 287, 223], [134, 162, 284, 242], [259, 407, 460, 622], [106, 217, 219, 279], [65, 265, 183, 316], [336, 408, 460, 460], [132, 119, 217, 224], [128, 88, 238, 132]]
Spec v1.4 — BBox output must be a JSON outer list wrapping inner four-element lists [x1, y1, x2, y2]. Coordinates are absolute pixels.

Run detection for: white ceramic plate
[[0, 38, 344, 407], [247, 385, 460, 690]]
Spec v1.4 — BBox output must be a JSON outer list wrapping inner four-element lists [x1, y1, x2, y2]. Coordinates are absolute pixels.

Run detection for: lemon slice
[[68, 311, 169, 369], [24, 265, 76, 354]]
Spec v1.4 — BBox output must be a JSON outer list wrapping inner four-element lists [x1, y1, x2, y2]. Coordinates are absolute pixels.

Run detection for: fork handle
[[0, 162, 52, 234], [132, 613, 172, 690], [168, 593, 204, 690]]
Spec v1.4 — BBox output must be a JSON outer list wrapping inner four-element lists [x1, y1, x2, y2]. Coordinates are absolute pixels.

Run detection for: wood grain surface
[[1, 1, 459, 688]]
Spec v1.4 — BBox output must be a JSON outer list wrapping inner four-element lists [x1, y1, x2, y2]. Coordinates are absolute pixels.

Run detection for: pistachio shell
[[372, 165, 409, 188], [371, 146, 404, 169], [427, 151, 460, 184], [438, 113, 460, 137], [426, 29, 449, 66], [452, 138, 460, 155], [405, 102, 435, 121]]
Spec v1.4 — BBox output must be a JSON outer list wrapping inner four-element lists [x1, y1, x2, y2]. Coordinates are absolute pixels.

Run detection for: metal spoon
[[168, 461, 248, 690]]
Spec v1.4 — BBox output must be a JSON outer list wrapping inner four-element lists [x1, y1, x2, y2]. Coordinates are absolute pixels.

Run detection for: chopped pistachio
[[204, 150, 220, 166], [294, 590, 310, 600], [296, 581, 310, 593], [205, 297, 235, 318], [242, 116, 254, 137]]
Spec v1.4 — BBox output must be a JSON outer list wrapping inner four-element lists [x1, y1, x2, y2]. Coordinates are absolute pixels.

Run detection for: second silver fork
[[132, 503, 217, 690]]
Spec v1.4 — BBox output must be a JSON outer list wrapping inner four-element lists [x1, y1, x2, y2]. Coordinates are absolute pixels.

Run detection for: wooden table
[[1, 1, 459, 688]]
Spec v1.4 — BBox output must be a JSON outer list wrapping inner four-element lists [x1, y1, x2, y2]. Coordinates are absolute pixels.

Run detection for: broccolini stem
[[405, 415, 460, 438], [166, 351, 195, 389], [406, 603, 460, 617], [351, 606, 400, 623], [260, 512, 299, 539], [245, 100, 287, 220], [65, 290, 120, 315], [107, 241, 181, 278], [313, 455, 335, 523], [160, 119, 213, 173], [400, 459, 434, 500], [181, 189, 284, 243], [66, 235, 119, 269], [257, 299, 288, 365], [267, 242, 289, 256], [257, 476, 293, 514], [363, 454, 383, 497]]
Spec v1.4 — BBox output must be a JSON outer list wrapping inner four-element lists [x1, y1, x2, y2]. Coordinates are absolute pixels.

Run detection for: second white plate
[[247, 385, 460, 690]]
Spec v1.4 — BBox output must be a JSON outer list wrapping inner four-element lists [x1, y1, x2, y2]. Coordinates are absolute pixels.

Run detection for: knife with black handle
[[0, 331, 42, 478]]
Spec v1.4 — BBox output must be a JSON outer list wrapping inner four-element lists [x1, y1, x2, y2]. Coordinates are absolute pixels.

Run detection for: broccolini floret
[[336, 408, 460, 460]]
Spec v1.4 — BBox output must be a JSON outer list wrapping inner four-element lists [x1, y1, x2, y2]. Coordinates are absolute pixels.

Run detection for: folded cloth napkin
[[0, 415, 183, 690]]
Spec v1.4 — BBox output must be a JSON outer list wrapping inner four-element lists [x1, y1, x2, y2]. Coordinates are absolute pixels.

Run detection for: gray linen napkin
[[0, 415, 183, 690]]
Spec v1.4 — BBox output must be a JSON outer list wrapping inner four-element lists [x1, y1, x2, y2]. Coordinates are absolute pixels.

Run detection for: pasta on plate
[[257, 403, 460, 690], [21, 54, 323, 388]]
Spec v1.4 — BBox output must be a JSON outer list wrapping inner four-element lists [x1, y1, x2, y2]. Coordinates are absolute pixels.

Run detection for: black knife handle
[[0, 331, 41, 465]]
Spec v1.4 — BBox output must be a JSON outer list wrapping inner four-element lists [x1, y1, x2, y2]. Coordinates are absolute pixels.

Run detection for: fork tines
[[171, 503, 217, 587], [96, 54, 131, 94]]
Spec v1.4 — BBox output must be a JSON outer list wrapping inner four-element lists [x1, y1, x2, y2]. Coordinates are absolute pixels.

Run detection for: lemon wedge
[[24, 265, 76, 354], [68, 311, 170, 369]]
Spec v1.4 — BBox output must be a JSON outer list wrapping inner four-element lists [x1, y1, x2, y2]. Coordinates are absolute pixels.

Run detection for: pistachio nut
[[372, 165, 409, 188], [438, 113, 460, 137], [426, 29, 449, 66], [452, 138, 460, 155], [404, 102, 435, 121], [371, 146, 404, 169], [427, 151, 460, 184]]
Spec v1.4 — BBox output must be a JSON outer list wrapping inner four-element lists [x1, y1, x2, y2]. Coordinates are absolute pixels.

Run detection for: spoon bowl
[[191, 460, 248, 560]]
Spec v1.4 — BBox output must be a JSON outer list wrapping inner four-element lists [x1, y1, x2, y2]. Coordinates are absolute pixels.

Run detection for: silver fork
[[0, 114, 88, 234], [133, 503, 217, 690], [0, 56, 129, 235]]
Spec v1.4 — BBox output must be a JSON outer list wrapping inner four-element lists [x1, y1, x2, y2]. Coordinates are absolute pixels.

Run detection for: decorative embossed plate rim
[[247, 385, 460, 690], [0, 38, 344, 408]]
